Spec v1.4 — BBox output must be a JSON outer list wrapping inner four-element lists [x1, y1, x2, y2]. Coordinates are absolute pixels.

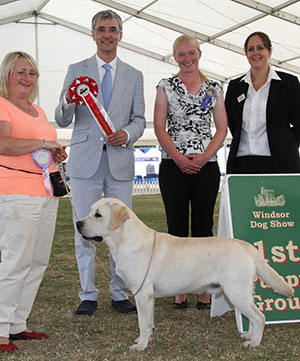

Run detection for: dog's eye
[[95, 212, 102, 218]]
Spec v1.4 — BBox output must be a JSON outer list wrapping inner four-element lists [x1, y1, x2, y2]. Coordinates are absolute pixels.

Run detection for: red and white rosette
[[68, 76, 115, 136]]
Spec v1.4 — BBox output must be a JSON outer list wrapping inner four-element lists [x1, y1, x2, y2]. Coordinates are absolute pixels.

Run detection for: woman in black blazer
[[225, 31, 300, 174]]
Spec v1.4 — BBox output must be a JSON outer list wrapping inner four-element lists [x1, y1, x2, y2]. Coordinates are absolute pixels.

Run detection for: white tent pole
[[221, 80, 228, 173], [34, 13, 40, 105]]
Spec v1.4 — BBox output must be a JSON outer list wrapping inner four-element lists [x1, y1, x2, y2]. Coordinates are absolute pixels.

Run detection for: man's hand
[[66, 85, 73, 104], [106, 130, 128, 146], [52, 146, 68, 163]]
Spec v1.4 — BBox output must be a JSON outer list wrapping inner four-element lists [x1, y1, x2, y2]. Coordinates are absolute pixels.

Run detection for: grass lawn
[[2, 195, 299, 361]]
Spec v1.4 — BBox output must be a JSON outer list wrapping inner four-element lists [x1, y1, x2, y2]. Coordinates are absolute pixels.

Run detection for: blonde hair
[[173, 34, 207, 82], [0, 51, 39, 104]]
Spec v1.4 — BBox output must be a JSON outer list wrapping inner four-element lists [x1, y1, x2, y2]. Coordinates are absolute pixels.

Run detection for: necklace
[[8, 97, 32, 112]]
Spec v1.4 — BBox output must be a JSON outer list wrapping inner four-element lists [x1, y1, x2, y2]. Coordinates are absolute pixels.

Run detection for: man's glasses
[[94, 27, 120, 34]]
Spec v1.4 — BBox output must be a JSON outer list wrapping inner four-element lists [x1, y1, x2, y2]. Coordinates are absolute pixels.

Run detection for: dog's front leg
[[130, 289, 155, 351]]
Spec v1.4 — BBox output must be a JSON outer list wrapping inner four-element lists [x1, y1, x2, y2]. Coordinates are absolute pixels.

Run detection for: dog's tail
[[247, 243, 294, 297]]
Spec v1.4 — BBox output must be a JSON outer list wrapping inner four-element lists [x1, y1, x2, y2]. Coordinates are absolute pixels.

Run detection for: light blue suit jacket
[[55, 55, 146, 181]]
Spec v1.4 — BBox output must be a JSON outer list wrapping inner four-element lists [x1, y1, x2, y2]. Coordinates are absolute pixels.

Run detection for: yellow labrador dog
[[76, 198, 294, 351]]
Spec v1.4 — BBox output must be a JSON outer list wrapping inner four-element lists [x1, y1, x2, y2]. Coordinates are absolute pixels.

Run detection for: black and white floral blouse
[[157, 76, 223, 161]]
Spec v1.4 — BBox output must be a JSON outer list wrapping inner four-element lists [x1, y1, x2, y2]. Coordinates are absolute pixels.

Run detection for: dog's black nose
[[76, 220, 83, 233]]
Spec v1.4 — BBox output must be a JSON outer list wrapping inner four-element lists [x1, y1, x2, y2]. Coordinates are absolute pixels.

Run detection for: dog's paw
[[130, 343, 147, 351], [130, 336, 149, 351], [134, 337, 139, 344], [242, 339, 260, 348]]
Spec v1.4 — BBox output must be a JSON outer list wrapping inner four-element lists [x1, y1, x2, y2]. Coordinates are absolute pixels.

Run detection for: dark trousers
[[159, 159, 220, 237], [231, 155, 276, 174]]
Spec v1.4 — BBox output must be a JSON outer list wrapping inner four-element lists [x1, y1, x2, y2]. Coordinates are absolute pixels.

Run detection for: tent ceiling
[[2, 0, 300, 83], [1, 0, 300, 146]]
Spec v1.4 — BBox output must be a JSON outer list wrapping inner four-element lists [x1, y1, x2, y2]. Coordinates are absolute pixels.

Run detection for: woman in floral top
[[154, 34, 227, 310]]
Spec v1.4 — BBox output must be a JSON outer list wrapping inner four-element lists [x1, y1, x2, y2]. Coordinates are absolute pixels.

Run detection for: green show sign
[[213, 175, 300, 332]]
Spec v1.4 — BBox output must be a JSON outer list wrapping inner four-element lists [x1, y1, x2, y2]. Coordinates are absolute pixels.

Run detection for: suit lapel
[[235, 80, 249, 126], [83, 55, 103, 104], [108, 58, 127, 113], [266, 78, 281, 126], [84, 56, 129, 115]]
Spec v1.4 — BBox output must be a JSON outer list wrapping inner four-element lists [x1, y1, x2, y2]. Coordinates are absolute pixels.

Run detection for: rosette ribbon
[[200, 88, 216, 110], [32, 149, 53, 195], [69, 76, 115, 136]]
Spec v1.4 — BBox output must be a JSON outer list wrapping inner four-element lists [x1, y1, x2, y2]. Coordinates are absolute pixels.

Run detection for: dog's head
[[76, 198, 130, 243]]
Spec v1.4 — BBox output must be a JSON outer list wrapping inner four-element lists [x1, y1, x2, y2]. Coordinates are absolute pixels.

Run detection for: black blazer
[[225, 71, 300, 174]]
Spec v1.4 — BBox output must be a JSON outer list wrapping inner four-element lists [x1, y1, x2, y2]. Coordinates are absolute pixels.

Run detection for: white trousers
[[0, 194, 58, 337]]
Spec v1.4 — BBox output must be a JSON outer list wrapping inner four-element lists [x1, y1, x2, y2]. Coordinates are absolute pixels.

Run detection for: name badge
[[237, 94, 245, 103]]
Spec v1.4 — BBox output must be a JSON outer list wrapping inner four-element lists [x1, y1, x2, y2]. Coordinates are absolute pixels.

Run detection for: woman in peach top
[[0, 51, 67, 352]]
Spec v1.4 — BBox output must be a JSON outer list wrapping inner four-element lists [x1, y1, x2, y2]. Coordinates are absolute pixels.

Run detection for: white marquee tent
[[1, 0, 300, 145]]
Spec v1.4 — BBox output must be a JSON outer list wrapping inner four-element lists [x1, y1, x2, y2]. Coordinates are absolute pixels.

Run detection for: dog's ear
[[109, 204, 130, 231]]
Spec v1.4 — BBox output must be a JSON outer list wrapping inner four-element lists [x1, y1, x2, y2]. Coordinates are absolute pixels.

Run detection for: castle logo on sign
[[254, 183, 286, 207]]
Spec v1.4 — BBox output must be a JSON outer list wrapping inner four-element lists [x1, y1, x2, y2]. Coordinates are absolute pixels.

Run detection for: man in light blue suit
[[55, 10, 145, 315]]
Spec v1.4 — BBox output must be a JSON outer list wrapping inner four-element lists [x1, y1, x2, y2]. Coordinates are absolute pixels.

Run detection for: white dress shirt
[[237, 67, 281, 156], [95, 54, 117, 86], [96, 55, 129, 145], [64, 56, 117, 105]]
